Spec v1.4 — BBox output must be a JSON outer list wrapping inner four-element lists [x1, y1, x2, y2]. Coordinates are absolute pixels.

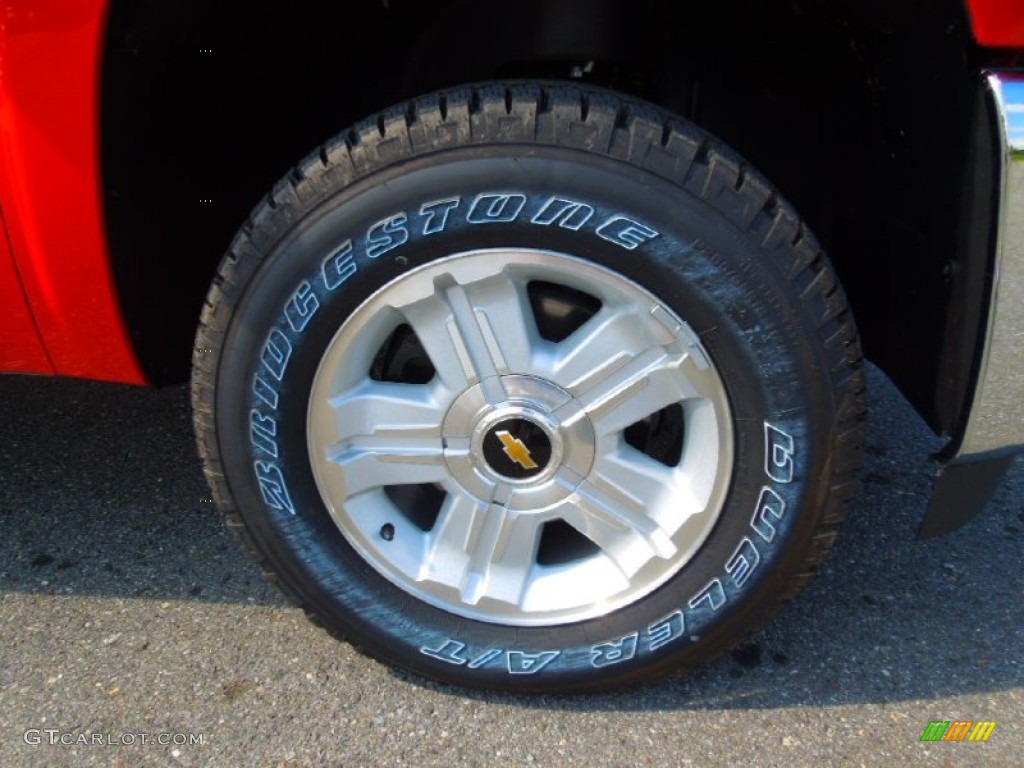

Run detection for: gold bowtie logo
[[495, 430, 538, 470]]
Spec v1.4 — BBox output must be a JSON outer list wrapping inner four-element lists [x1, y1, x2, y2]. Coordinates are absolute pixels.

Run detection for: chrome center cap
[[441, 375, 595, 510], [476, 408, 559, 483]]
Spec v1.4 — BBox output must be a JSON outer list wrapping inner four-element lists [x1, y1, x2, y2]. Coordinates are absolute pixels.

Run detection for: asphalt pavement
[[1, 366, 1021, 767]]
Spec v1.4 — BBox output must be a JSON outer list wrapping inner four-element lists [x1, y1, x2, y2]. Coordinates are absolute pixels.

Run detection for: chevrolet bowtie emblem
[[495, 430, 538, 470]]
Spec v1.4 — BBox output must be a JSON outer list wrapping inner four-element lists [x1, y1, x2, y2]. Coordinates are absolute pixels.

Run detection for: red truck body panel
[[966, 0, 1024, 48], [0, 206, 52, 374], [0, 0, 145, 383]]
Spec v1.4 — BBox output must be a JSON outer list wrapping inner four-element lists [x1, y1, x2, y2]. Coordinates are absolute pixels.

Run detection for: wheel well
[[102, 0, 993, 437]]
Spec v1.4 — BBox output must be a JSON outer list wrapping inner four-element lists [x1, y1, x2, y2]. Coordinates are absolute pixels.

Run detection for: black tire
[[192, 82, 865, 692]]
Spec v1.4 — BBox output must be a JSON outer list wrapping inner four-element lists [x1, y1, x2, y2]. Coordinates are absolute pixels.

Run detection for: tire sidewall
[[216, 148, 831, 690]]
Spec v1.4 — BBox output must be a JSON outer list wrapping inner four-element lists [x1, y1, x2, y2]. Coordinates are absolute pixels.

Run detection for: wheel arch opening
[[102, 0, 992, 444]]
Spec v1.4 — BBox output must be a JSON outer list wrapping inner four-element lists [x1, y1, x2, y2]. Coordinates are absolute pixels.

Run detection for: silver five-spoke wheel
[[308, 249, 733, 625]]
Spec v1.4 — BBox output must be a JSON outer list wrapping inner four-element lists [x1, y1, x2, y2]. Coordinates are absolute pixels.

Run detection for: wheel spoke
[[555, 470, 677, 578], [547, 305, 694, 434], [576, 350, 688, 435], [548, 305, 653, 392], [397, 273, 536, 402], [322, 380, 448, 497], [324, 443, 448, 498], [593, 449, 701, 531], [463, 504, 539, 606], [421, 492, 487, 586], [328, 379, 448, 439], [424, 493, 539, 607], [393, 290, 479, 395], [464, 271, 539, 376]]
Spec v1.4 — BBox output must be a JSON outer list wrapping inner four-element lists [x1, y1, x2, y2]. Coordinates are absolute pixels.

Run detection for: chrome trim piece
[[956, 73, 1024, 457]]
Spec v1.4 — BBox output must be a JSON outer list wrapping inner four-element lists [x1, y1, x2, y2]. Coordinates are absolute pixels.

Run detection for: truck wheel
[[192, 82, 865, 692]]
